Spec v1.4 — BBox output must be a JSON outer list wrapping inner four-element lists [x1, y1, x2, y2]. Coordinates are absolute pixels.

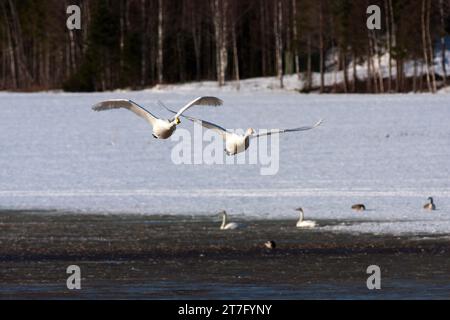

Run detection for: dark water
[[0, 211, 449, 299]]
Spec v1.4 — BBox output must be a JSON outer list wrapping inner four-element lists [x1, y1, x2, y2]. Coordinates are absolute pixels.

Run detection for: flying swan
[[92, 96, 223, 139], [296, 208, 317, 228], [161, 105, 322, 155]]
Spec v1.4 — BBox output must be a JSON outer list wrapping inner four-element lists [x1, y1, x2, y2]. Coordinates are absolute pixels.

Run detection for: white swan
[[92, 96, 223, 140], [220, 211, 243, 230], [161, 104, 322, 155], [296, 208, 317, 228]]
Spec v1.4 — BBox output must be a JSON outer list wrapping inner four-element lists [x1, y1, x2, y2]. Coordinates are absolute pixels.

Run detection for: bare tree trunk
[[157, 0, 164, 84], [69, 31, 77, 73], [81, 0, 90, 55], [65, 36, 71, 78], [220, 0, 228, 86], [7, 0, 32, 88], [274, 0, 283, 88], [399, 59, 405, 92], [388, 0, 397, 91], [341, 51, 348, 93], [319, 0, 325, 92], [213, 0, 221, 84], [1, 2, 17, 89], [212, 0, 228, 86], [426, 0, 437, 93], [0, 26, 5, 88], [368, 30, 378, 93], [66, 0, 77, 77], [44, 43, 50, 87], [352, 49, 357, 92], [413, 59, 418, 92], [422, 0, 432, 92], [1, 30, 6, 88], [285, 6, 292, 75], [384, 0, 392, 92], [140, 0, 147, 86], [439, 0, 447, 85], [292, 0, 300, 79], [366, 42, 372, 93], [333, 51, 338, 92], [231, 21, 240, 90], [373, 31, 384, 93], [119, 0, 125, 72], [306, 35, 312, 90]]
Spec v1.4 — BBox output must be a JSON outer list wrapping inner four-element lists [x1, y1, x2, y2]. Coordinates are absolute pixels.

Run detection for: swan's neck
[[244, 128, 254, 138], [298, 210, 304, 223], [221, 214, 227, 228], [429, 198, 434, 204]]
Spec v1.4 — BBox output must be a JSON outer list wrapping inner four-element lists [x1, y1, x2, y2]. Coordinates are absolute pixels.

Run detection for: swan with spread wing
[[92, 96, 223, 140], [161, 103, 322, 155]]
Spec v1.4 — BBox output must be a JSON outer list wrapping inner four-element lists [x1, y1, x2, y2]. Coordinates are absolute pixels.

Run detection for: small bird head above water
[[352, 204, 366, 211], [264, 241, 276, 250], [245, 128, 255, 137]]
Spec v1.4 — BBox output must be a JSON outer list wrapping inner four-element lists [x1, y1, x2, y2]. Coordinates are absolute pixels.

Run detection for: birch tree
[[292, 0, 300, 79], [212, 0, 228, 86], [157, 0, 164, 84], [439, 0, 447, 85], [421, 0, 432, 92], [274, 0, 283, 88]]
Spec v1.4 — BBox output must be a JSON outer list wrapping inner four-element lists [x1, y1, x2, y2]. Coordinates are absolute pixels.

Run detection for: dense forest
[[0, 0, 449, 93]]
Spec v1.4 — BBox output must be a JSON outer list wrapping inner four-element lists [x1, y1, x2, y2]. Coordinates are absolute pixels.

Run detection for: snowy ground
[[0, 88, 449, 236]]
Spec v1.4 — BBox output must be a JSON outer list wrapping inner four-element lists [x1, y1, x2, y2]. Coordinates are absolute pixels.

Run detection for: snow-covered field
[[0, 88, 449, 236]]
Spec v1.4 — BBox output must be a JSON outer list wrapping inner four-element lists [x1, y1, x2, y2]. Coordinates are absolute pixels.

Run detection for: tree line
[[0, 0, 449, 93]]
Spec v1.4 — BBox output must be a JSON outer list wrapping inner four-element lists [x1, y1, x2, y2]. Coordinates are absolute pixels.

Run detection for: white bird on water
[[219, 211, 244, 230], [161, 104, 322, 155], [295, 208, 317, 229], [92, 96, 223, 140]]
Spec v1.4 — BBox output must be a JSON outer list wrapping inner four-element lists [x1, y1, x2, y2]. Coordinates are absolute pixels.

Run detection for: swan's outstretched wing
[[92, 99, 158, 126], [172, 96, 223, 120], [160, 101, 229, 138], [251, 119, 323, 139], [183, 115, 229, 138]]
